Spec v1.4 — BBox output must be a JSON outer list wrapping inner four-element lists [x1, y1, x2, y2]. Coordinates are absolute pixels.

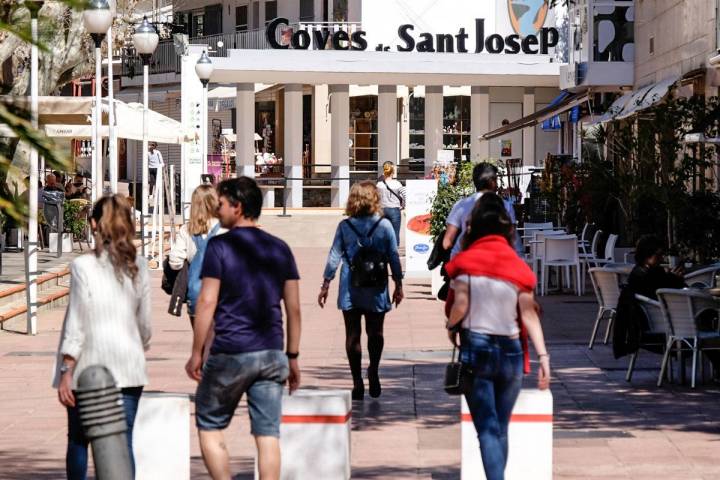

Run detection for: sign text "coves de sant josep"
[[266, 18, 558, 55]]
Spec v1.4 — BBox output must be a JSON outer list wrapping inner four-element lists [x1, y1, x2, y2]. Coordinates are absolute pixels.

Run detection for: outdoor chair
[[528, 230, 567, 282], [626, 294, 672, 382], [683, 264, 720, 288], [519, 222, 554, 250], [586, 233, 618, 268], [656, 289, 720, 388], [540, 235, 582, 297], [588, 267, 622, 349]]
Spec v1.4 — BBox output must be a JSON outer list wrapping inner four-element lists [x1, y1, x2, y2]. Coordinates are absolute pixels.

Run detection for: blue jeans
[[383, 207, 402, 246], [195, 349, 289, 436], [66, 386, 143, 480], [460, 331, 523, 480]]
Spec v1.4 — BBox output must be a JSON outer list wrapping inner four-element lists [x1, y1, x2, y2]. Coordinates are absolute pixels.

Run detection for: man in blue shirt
[[185, 177, 302, 480], [443, 163, 517, 258]]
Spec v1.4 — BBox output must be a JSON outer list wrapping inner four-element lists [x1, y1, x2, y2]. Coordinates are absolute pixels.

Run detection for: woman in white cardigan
[[54, 195, 151, 480]]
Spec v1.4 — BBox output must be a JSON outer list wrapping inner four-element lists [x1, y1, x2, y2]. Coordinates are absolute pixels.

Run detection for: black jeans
[[342, 309, 386, 383]]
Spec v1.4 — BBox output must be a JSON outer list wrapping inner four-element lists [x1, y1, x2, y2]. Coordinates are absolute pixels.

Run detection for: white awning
[[0, 96, 192, 144], [207, 84, 276, 99], [616, 75, 680, 119]]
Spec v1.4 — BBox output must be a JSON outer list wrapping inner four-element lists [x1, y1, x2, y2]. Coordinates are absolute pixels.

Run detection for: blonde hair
[[189, 185, 218, 235], [382, 161, 395, 178], [91, 195, 138, 282], [345, 181, 381, 217]]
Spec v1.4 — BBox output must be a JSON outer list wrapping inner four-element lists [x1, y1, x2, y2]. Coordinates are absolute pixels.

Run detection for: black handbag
[[444, 346, 464, 395]]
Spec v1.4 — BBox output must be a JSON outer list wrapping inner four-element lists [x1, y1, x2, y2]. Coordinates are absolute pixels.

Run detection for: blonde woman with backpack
[[169, 184, 225, 326], [318, 181, 403, 400]]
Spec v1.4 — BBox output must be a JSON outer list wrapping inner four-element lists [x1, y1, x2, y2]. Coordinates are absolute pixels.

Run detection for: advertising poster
[[404, 179, 438, 278]]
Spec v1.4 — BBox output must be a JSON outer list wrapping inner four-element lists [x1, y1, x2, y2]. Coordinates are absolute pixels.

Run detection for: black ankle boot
[[352, 379, 365, 401], [368, 369, 381, 398]]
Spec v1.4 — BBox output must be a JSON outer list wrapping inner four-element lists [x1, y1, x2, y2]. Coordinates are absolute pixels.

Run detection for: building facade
[[120, 0, 565, 207]]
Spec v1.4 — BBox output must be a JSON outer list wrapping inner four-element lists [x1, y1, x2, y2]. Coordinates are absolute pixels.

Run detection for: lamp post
[[107, 1, 117, 193], [195, 51, 213, 174], [24, 0, 44, 335], [83, 0, 113, 203], [132, 16, 158, 258]]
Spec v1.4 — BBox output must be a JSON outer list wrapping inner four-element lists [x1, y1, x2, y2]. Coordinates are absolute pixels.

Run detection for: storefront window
[[443, 96, 471, 161], [349, 95, 378, 172], [409, 93, 425, 167], [333, 0, 348, 22], [236, 6, 248, 32], [300, 0, 315, 22], [265, 1, 277, 25]]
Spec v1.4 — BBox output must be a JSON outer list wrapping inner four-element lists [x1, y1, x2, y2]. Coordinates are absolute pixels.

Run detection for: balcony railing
[[120, 22, 361, 78]]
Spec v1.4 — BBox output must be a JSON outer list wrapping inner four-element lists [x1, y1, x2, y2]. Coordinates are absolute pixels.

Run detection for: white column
[[283, 84, 303, 208], [94, 46, 104, 202], [424, 85, 443, 174], [330, 84, 349, 208], [107, 26, 118, 193], [378, 85, 398, 170], [312, 84, 331, 173], [235, 83, 256, 178], [141, 63, 149, 255], [471, 86, 490, 163], [523, 88, 535, 166]]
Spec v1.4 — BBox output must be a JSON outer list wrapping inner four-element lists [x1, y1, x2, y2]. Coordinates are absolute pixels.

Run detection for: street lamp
[[83, 0, 113, 204], [195, 50, 213, 174], [106, 1, 117, 194], [24, 0, 44, 335], [132, 15, 158, 258]]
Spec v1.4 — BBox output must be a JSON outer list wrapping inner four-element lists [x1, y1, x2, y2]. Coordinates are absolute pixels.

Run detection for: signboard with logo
[[181, 46, 205, 219], [404, 179, 438, 278]]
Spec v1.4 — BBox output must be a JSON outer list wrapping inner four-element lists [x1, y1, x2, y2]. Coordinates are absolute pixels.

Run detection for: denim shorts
[[195, 349, 289, 436]]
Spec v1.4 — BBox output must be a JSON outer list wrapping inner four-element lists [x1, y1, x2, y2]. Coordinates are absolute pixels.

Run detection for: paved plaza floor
[[1, 212, 719, 479]]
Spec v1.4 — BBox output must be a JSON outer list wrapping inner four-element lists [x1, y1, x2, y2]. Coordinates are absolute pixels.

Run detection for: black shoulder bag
[[444, 276, 474, 395]]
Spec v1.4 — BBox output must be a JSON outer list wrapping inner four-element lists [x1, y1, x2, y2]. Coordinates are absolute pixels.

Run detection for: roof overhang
[[210, 49, 561, 87], [482, 91, 589, 140]]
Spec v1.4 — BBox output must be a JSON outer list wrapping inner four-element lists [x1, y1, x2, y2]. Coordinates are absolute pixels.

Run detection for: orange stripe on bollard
[[461, 413, 552, 423], [282, 412, 352, 424]]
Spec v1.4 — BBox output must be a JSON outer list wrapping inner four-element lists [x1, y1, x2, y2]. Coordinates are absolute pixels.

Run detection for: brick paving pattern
[[0, 212, 718, 479]]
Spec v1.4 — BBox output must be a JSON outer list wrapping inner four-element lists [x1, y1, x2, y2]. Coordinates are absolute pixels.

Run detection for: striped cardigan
[[52, 252, 152, 389]]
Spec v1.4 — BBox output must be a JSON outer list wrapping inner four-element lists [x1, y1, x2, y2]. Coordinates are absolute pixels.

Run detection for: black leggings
[[342, 309, 386, 382]]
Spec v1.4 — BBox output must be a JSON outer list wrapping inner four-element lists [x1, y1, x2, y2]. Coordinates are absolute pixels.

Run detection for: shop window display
[[349, 95, 378, 172], [443, 95, 471, 161], [409, 92, 425, 172]]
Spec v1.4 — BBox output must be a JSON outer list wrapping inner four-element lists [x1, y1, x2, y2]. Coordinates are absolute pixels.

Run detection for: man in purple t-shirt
[[185, 177, 302, 480]]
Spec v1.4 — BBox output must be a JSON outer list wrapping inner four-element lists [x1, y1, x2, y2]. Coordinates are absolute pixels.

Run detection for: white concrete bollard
[[256, 389, 352, 480], [133, 392, 191, 480], [462, 388, 553, 480]]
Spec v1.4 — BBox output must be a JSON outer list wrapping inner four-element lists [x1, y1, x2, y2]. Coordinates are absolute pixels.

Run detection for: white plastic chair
[[579, 229, 602, 293], [626, 294, 671, 382], [529, 230, 567, 281], [588, 267, 622, 349], [684, 264, 720, 288], [656, 289, 720, 388], [541, 235, 581, 297], [520, 222, 555, 249], [588, 233, 618, 268]]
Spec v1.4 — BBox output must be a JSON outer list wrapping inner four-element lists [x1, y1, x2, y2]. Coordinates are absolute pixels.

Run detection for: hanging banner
[[404, 179, 438, 278]]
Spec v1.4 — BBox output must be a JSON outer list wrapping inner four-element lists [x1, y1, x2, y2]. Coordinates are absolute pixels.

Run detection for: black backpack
[[342, 218, 388, 289]]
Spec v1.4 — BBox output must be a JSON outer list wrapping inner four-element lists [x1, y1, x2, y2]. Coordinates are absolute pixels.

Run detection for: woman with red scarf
[[445, 193, 550, 480]]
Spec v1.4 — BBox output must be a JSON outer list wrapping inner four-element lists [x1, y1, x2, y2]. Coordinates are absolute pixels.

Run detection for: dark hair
[[634, 234, 664, 265], [462, 192, 513, 250], [92, 195, 138, 282], [217, 176, 262, 220], [472, 162, 498, 191]]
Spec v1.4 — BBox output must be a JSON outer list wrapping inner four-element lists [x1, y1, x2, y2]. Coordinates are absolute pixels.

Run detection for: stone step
[[0, 269, 71, 328]]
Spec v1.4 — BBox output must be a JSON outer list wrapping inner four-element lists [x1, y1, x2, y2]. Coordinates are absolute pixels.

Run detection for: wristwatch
[[286, 351, 299, 359], [59, 363, 72, 375]]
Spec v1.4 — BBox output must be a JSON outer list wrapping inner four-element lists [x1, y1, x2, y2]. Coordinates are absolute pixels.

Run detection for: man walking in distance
[[185, 177, 302, 480], [147, 142, 163, 196]]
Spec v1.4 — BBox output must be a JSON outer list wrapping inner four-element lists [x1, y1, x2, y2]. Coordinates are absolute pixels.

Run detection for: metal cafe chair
[[656, 288, 720, 388], [588, 267, 623, 349], [626, 294, 673, 383], [683, 263, 720, 288]]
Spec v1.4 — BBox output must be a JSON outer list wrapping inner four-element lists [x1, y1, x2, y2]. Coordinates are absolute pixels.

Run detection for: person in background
[[319, 181, 404, 400], [53, 170, 66, 187], [54, 195, 151, 480], [44, 173, 63, 192], [376, 161, 406, 247], [147, 142, 164, 195], [185, 177, 301, 480], [443, 163, 508, 258], [444, 193, 550, 480], [169, 184, 224, 326]]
